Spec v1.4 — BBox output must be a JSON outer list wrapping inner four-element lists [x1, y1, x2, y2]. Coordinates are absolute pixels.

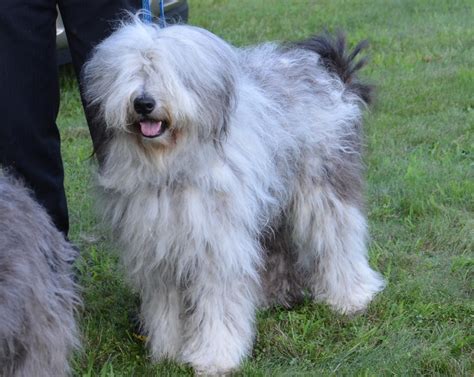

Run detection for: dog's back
[[0, 173, 79, 377], [241, 32, 372, 106]]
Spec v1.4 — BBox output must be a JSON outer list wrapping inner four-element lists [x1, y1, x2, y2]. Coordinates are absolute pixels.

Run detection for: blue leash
[[141, 0, 152, 23], [141, 0, 166, 27], [159, 0, 166, 27]]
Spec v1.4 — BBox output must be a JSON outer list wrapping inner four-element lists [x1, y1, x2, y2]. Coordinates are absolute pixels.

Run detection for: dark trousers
[[0, 0, 140, 235]]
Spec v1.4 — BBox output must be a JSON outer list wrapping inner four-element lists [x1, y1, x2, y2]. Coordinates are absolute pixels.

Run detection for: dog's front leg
[[141, 278, 183, 361], [178, 238, 260, 375]]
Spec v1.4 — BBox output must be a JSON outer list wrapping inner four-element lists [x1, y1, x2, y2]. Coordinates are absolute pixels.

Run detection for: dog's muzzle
[[132, 95, 169, 138]]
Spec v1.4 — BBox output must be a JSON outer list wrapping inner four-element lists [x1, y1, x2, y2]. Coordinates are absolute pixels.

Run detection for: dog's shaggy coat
[[84, 19, 385, 374], [0, 173, 79, 377]]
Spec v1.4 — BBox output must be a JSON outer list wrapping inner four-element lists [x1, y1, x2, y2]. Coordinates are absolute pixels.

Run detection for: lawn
[[58, 0, 473, 375]]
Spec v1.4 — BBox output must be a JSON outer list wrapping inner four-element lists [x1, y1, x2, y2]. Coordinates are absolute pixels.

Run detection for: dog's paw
[[314, 268, 385, 315], [194, 367, 236, 377], [182, 354, 240, 377], [180, 340, 243, 377]]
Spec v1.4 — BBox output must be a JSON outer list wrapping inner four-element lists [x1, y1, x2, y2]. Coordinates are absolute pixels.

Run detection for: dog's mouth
[[136, 119, 169, 138]]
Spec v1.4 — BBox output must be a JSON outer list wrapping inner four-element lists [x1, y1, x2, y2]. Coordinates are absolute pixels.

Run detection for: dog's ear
[[164, 27, 239, 147], [177, 65, 236, 146], [194, 66, 236, 147], [79, 65, 113, 167], [84, 102, 113, 168]]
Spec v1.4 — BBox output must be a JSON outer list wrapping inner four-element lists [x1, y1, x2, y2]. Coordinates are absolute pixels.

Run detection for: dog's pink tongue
[[140, 120, 162, 137]]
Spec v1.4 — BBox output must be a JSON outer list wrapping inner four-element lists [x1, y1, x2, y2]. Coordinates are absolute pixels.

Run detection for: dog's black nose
[[134, 96, 156, 115]]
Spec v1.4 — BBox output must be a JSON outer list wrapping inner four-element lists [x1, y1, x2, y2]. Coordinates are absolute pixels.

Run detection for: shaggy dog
[[0, 173, 80, 377], [83, 19, 385, 375]]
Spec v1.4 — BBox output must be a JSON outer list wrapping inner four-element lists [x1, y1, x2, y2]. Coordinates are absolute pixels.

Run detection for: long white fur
[[84, 18, 385, 375]]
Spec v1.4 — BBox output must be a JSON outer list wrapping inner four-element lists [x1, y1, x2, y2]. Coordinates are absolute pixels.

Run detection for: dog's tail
[[293, 32, 373, 105]]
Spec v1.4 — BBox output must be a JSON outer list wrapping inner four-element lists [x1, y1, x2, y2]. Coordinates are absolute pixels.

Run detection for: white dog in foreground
[[83, 18, 385, 375]]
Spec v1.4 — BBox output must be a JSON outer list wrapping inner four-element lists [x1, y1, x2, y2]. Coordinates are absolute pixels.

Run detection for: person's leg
[[0, 0, 69, 234], [58, 0, 141, 160]]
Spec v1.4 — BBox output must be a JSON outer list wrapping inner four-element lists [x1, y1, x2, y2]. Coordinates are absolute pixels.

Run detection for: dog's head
[[83, 19, 239, 153]]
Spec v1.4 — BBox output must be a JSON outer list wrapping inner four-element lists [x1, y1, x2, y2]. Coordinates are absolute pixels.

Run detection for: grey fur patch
[[260, 224, 306, 308], [321, 127, 365, 206], [0, 172, 80, 377]]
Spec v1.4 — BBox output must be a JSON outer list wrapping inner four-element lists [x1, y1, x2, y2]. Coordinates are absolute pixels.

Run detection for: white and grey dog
[[0, 173, 80, 377], [83, 19, 385, 375]]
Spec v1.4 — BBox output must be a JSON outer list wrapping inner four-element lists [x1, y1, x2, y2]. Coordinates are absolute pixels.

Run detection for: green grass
[[58, 1, 473, 375]]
